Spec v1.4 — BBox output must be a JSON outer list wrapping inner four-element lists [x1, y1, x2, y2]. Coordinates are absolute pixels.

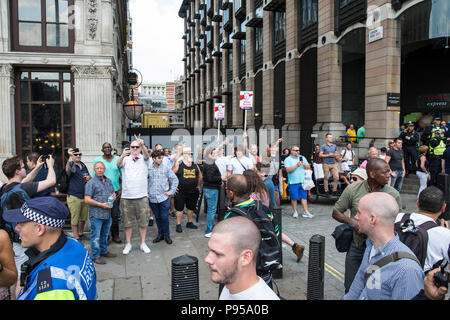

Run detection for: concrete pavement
[[74, 192, 420, 300]]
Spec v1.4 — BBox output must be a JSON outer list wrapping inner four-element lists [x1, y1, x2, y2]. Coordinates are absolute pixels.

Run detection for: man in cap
[[428, 128, 446, 186], [3, 196, 97, 300], [399, 122, 419, 174]]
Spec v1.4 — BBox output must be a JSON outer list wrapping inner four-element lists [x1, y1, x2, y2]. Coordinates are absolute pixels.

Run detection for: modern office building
[[178, 0, 450, 154], [0, 0, 131, 177]]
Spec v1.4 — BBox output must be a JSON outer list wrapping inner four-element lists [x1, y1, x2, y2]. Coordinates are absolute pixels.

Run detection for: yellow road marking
[[301, 250, 345, 283]]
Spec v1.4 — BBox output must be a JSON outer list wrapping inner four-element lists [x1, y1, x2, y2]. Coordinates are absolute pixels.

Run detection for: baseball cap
[[407, 122, 414, 127], [351, 168, 368, 180], [3, 196, 69, 228]]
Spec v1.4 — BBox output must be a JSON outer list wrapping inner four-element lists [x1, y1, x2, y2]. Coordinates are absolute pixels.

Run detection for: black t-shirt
[[387, 148, 404, 171], [176, 161, 200, 194], [1, 182, 39, 210]]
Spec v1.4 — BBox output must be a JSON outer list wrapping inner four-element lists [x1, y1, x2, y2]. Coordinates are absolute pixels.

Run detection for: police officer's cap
[[3, 196, 69, 228]]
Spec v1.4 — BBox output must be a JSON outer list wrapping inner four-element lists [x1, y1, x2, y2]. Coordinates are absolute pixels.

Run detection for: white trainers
[[122, 243, 132, 255], [140, 243, 151, 254], [204, 232, 212, 238], [292, 211, 299, 219], [302, 212, 314, 219]]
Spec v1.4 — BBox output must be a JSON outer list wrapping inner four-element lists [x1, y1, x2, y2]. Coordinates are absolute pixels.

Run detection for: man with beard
[[332, 158, 402, 293], [93, 142, 122, 244], [204, 216, 279, 300], [117, 135, 151, 255]]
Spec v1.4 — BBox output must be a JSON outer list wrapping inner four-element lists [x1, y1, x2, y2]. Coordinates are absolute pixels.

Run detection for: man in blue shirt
[[319, 133, 340, 196], [344, 192, 424, 300], [93, 142, 122, 244], [284, 146, 314, 219]]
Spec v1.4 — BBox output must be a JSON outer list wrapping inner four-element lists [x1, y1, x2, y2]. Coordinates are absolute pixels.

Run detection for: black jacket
[[202, 160, 222, 190]]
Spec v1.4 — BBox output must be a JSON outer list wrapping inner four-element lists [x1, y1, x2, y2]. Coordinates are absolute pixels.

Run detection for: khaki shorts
[[67, 195, 88, 226], [120, 197, 149, 228]]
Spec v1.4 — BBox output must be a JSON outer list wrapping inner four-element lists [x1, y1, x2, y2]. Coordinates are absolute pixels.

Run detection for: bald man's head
[[212, 216, 260, 263], [359, 192, 399, 226], [227, 174, 249, 198]]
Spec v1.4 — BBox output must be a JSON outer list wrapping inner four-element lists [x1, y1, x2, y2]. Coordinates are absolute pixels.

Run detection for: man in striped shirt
[[344, 192, 424, 300]]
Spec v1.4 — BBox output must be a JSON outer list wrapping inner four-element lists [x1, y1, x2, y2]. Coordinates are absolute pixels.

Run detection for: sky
[[129, 0, 184, 84]]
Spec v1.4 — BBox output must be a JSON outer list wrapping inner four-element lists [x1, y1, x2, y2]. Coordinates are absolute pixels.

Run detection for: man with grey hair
[[204, 216, 280, 300], [343, 192, 424, 300]]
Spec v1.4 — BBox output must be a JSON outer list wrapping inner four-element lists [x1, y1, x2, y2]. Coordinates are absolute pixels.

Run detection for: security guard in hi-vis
[[3, 196, 97, 300]]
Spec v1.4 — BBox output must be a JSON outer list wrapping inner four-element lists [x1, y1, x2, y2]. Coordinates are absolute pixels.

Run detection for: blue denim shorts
[[288, 183, 307, 200]]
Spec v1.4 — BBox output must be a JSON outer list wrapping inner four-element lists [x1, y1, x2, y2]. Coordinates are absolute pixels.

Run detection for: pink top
[[251, 191, 270, 207], [360, 160, 367, 169]]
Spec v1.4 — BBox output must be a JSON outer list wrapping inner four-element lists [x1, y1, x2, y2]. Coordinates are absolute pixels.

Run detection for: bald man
[[332, 158, 402, 293], [204, 216, 280, 300], [344, 192, 424, 300]]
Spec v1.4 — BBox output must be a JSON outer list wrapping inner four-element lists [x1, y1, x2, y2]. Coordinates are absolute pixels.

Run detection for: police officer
[[422, 117, 443, 146], [400, 122, 419, 174], [428, 129, 446, 186], [3, 196, 97, 300]]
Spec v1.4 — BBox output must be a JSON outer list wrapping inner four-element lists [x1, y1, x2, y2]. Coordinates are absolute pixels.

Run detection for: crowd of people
[[0, 121, 449, 300]]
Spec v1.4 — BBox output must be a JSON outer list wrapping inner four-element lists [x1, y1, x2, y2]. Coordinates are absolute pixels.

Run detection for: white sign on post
[[240, 91, 254, 110], [214, 103, 225, 121]]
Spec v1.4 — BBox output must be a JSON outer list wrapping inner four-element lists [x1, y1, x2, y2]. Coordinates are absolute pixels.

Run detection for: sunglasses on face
[[292, 149, 300, 152], [130, 146, 140, 149], [74, 153, 82, 156], [352, 177, 358, 182]]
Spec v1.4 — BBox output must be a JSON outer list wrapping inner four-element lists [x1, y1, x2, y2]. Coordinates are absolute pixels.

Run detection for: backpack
[[394, 213, 438, 269], [56, 167, 70, 194], [227, 200, 282, 274], [0, 184, 31, 242]]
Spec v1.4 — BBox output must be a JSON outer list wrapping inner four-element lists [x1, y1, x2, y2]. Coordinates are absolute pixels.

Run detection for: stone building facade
[[0, 0, 130, 178], [178, 0, 450, 158]]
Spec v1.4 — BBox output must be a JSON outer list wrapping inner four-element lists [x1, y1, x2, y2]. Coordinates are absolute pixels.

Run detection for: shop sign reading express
[[418, 94, 449, 110]]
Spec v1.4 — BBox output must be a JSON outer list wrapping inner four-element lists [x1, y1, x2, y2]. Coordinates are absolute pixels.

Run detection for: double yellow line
[[301, 250, 345, 283]]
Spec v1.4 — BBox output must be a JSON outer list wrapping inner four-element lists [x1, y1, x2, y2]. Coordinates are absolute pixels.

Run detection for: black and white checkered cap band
[[21, 203, 66, 228]]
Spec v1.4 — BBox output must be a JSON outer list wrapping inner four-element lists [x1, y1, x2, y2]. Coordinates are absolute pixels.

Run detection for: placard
[[239, 91, 254, 110], [214, 103, 225, 121]]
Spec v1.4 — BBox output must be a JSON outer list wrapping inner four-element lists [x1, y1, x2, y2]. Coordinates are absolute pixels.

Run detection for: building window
[[273, 12, 286, 45], [301, 0, 317, 28], [240, 39, 246, 65], [255, 27, 263, 56], [340, 0, 355, 7], [16, 69, 74, 172], [11, 0, 74, 52]]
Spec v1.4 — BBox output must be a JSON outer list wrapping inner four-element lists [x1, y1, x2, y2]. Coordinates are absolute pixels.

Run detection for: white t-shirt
[[215, 155, 232, 177], [228, 156, 254, 175], [121, 155, 150, 199], [219, 277, 280, 300], [340, 149, 355, 171], [395, 212, 450, 272]]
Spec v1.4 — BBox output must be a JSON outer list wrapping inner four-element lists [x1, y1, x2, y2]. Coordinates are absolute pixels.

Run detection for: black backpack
[[394, 213, 438, 269], [56, 167, 70, 194], [0, 184, 30, 242], [227, 200, 282, 274]]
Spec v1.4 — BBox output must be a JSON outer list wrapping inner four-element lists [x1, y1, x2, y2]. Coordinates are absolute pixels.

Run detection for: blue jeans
[[264, 178, 276, 208], [390, 170, 404, 192], [203, 188, 219, 234], [150, 198, 170, 237], [90, 217, 112, 259]]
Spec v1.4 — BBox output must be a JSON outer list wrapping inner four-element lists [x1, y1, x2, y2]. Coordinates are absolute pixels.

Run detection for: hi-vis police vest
[[429, 140, 446, 156]]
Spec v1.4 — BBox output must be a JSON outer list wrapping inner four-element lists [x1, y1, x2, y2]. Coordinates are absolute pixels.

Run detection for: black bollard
[[307, 234, 325, 300], [272, 206, 283, 279], [171, 255, 200, 300]]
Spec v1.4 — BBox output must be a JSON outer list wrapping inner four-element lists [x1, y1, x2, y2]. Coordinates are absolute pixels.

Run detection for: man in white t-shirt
[[204, 216, 280, 300], [117, 135, 151, 255], [395, 186, 450, 272], [340, 142, 355, 172], [227, 145, 255, 176]]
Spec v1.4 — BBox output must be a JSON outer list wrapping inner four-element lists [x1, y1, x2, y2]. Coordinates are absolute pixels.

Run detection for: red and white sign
[[214, 103, 225, 121], [240, 91, 254, 110]]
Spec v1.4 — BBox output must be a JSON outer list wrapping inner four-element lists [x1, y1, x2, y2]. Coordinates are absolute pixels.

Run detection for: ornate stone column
[[0, 64, 15, 165]]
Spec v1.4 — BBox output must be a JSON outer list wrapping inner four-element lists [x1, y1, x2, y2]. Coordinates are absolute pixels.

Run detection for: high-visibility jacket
[[429, 139, 446, 157]]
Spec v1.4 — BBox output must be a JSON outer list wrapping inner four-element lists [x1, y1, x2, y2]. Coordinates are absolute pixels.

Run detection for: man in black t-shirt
[[1, 155, 56, 297], [172, 147, 202, 233], [386, 138, 405, 192]]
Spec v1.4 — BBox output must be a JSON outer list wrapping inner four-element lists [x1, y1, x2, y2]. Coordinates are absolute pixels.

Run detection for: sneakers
[[302, 212, 314, 219], [292, 211, 299, 219], [176, 224, 183, 233], [140, 243, 151, 254], [186, 222, 198, 229], [122, 243, 132, 255], [204, 232, 212, 238]]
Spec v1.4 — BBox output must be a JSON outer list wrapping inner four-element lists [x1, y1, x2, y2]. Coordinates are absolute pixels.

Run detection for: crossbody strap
[[364, 251, 421, 283]]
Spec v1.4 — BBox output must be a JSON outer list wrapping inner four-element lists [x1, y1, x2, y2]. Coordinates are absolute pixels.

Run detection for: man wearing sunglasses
[[117, 135, 151, 255]]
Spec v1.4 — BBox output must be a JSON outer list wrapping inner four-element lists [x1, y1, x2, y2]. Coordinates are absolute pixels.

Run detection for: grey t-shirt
[[387, 148, 404, 171], [84, 175, 114, 220]]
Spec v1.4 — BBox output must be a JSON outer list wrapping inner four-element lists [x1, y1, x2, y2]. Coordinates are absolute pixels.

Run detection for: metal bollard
[[307, 234, 325, 300], [271, 205, 283, 279], [171, 255, 200, 300]]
